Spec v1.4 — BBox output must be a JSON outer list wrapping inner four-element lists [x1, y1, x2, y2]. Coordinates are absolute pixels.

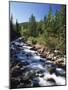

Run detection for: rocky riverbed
[[10, 37, 66, 89]]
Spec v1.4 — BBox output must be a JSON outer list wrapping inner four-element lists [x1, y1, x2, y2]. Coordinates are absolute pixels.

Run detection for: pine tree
[[10, 15, 17, 41], [46, 5, 54, 36], [16, 19, 20, 37], [28, 14, 37, 37]]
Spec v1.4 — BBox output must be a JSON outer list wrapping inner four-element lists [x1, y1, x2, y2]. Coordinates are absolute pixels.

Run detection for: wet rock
[[10, 59, 23, 78], [54, 49, 62, 56], [17, 62, 23, 68], [37, 48, 44, 54], [21, 69, 35, 80], [40, 53, 46, 58], [46, 53, 54, 60], [32, 78, 40, 87], [55, 68, 66, 77], [54, 57, 65, 69], [10, 59, 21, 68], [26, 53, 33, 58], [18, 37, 25, 43], [36, 70, 45, 74], [40, 50, 50, 59], [17, 83, 24, 88], [40, 74, 44, 77], [10, 78, 20, 89], [22, 61, 29, 66], [11, 68, 22, 77], [23, 80, 33, 87], [10, 60, 34, 88], [17, 79, 33, 88], [48, 64, 56, 74], [30, 46, 37, 51], [52, 56, 57, 61], [39, 59, 46, 66], [46, 78, 56, 84], [35, 69, 44, 78]]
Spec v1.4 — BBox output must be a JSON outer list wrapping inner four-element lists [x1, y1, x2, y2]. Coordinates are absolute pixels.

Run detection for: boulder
[[54, 58, 64, 65], [40, 53, 46, 58], [55, 68, 65, 77], [34, 44, 42, 50], [46, 78, 56, 84], [54, 49, 61, 55], [52, 56, 57, 61], [35, 69, 44, 77], [30, 46, 37, 51], [22, 69, 35, 80], [46, 53, 54, 60], [48, 64, 56, 74], [40, 50, 50, 58]]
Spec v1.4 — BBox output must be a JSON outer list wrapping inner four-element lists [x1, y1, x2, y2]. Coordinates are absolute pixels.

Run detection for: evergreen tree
[[28, 14, 37, 37], [37, 21, 43, 36], [16, 19, 20, 37], [10, 15, 17, 41], [46, 5, 53, 36], [58, 5, 66, 54]]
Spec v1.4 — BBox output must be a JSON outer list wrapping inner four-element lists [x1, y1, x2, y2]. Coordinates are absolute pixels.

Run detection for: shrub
[[28, 37, 37, 45]]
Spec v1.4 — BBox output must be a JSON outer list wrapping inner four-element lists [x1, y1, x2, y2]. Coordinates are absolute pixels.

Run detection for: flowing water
[[10, 37, 66, 87]]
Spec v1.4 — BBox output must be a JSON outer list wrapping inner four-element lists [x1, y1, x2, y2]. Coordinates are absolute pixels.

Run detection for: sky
[[10, 2, 62, 23]]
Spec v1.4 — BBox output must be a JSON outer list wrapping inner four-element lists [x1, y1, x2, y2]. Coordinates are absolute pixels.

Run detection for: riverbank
[[27, 41, 66, 70]]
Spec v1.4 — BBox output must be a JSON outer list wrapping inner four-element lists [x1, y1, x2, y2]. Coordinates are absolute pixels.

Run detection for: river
[[10, 37, 66, 87]]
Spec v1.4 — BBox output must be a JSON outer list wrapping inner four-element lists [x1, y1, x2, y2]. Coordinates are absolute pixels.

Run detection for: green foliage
[[10, 15, 17, 41], [20, 28, 29, 40], [10, 16, 22, 41], [28, 37, 37, 44], [28, 14, 37, 37], [16, 20, 21, 37], [10, 5, 66, 54], [36, 22, 43, 36]]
